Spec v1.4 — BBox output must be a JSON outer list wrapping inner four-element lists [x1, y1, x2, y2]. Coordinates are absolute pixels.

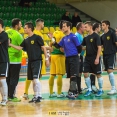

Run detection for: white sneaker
[[23, 93, 29, 100], [57, 93, 65, 98], [107, 90, 117, 95], [1, 100, 8, 106], [49, 92, 57, 98]]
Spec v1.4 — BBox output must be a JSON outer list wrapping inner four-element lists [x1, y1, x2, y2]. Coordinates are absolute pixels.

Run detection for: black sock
[[77, 76, 82, 92], [90, 74, 96, 87]]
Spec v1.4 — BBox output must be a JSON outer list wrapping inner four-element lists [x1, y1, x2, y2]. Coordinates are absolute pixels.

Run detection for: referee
[[51, 21, 81, 99], [9, 22, 49, 103]]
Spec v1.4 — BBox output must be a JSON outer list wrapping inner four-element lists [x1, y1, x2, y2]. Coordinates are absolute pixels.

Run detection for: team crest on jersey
[[90, 38, 93, 42], [67, 39, 70, 42], [107, 36, 110, 40], [31, 40, 34, 44]]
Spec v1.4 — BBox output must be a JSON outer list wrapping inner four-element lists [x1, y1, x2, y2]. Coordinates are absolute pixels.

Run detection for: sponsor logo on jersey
[[67, 39, 70, 42], [107, 36, 110, 40], [31, 40, 34, 44], [90, 38, 93, 42]]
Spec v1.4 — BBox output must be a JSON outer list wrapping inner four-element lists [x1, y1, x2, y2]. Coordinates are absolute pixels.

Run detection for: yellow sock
[[49, 75, 55, 94], [24, 78, 31, 94], [57, 75, 62, 95]]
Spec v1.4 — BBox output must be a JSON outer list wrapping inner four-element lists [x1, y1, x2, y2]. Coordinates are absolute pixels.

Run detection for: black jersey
[[20, 34, 44, 62], [0, 31, 9, 62], [82, 32, 101, 56], [101, 30, 117, 55]]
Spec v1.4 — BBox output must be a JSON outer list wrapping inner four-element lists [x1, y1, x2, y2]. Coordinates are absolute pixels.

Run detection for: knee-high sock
[[97, 77, 103, 91], [57, 75, 62, 95], [49, 75, 55, 94], [0, 79, 8, 101], [24, 78, 31, 94], [90, 74, 96, 86], [109, 72, 116, 90], [85, 77, 92, 91], [33, 79, 41, 98], [0, 83, 3, 99]]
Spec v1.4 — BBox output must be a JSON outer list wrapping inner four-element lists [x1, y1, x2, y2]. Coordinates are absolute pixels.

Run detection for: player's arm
[[0, 33, 9, 44], [76, 45, 82, 53], [111, 32, 117, 46], [9, 43, 23, 50], [41, 46, 49, 67], [48, 33, 62, 48], [9, 39, 25, 50], [95, 35, 102, 65]]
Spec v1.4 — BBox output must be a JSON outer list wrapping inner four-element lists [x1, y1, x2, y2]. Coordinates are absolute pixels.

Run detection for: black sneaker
[[29, 97, 37, 103], [35, 97, 41, 103]]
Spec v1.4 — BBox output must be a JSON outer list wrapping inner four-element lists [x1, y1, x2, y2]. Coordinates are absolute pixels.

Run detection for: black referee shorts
[[66, 55, 79, 78], [79, 55, 83, 73], [83, 56, 102, 75], [0, 62, 9, 77], [103, 53, 116, 71], [28, 60, 42, 80]]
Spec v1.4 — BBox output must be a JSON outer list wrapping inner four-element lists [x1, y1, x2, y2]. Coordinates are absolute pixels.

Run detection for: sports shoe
[[57, 93, 65, 98], [84, 90, 92, 97], [49, 92, 57, 98], [66, 92, 76, 99], [9, 97, 21, 102], [107, 90, 117, 95], [95, 90, 104, 97], [29, 97, 40, 103], [0, 100, 8, 106], [23, 93, 29, 100], [92, 85, 98, 93]]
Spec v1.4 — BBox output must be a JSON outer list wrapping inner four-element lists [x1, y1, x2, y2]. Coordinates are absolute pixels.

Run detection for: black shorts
[[28, 60, 42, 80], [66, 55, 79, 78], [83, 56, 102, 75], [103, 53, 116, 71], [0, 62, 9, 77], [79, 55, 83, 73]]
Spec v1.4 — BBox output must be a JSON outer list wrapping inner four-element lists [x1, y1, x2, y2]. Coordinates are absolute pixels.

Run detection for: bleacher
[[0, 0, 65, 27], [0, 0, 88, 40]]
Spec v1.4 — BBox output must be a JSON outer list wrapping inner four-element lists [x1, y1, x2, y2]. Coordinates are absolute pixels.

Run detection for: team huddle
[[0, 18, 117, 105]]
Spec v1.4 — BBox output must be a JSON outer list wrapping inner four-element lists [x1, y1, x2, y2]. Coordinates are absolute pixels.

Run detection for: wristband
[[45, 58, 48, 61]]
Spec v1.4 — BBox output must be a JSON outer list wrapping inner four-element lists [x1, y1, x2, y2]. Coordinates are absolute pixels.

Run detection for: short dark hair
[[62, 21, 72, 30], [76, 22, 83, 30], [84, 21, 93, 27], [12, 18, 21, 28], [0, 18, 4, 28], [35, 18, 44, 23], [59, 20, 65, 29], [93, 22, 100, 31], [25, 22, 34, 31], [101, 20, 110, 27]]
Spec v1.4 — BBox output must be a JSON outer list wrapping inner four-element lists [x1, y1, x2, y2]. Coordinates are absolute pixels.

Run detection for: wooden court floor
[[1, 73, 117, 117]]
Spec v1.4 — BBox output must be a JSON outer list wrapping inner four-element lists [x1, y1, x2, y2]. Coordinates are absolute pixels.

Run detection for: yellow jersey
[[51, 30, 65, 55]]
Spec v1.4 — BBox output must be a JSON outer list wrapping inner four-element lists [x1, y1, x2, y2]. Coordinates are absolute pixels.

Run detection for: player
[[9, 22, 49, 103], [82, 21, 103, 97], [0, 19, 9, 106], [101, 20, 117, 95], [48, 20, 65, 98]]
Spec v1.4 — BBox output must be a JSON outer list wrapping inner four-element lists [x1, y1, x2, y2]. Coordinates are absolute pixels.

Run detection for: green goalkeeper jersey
[[6, 29, 23, 64]]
